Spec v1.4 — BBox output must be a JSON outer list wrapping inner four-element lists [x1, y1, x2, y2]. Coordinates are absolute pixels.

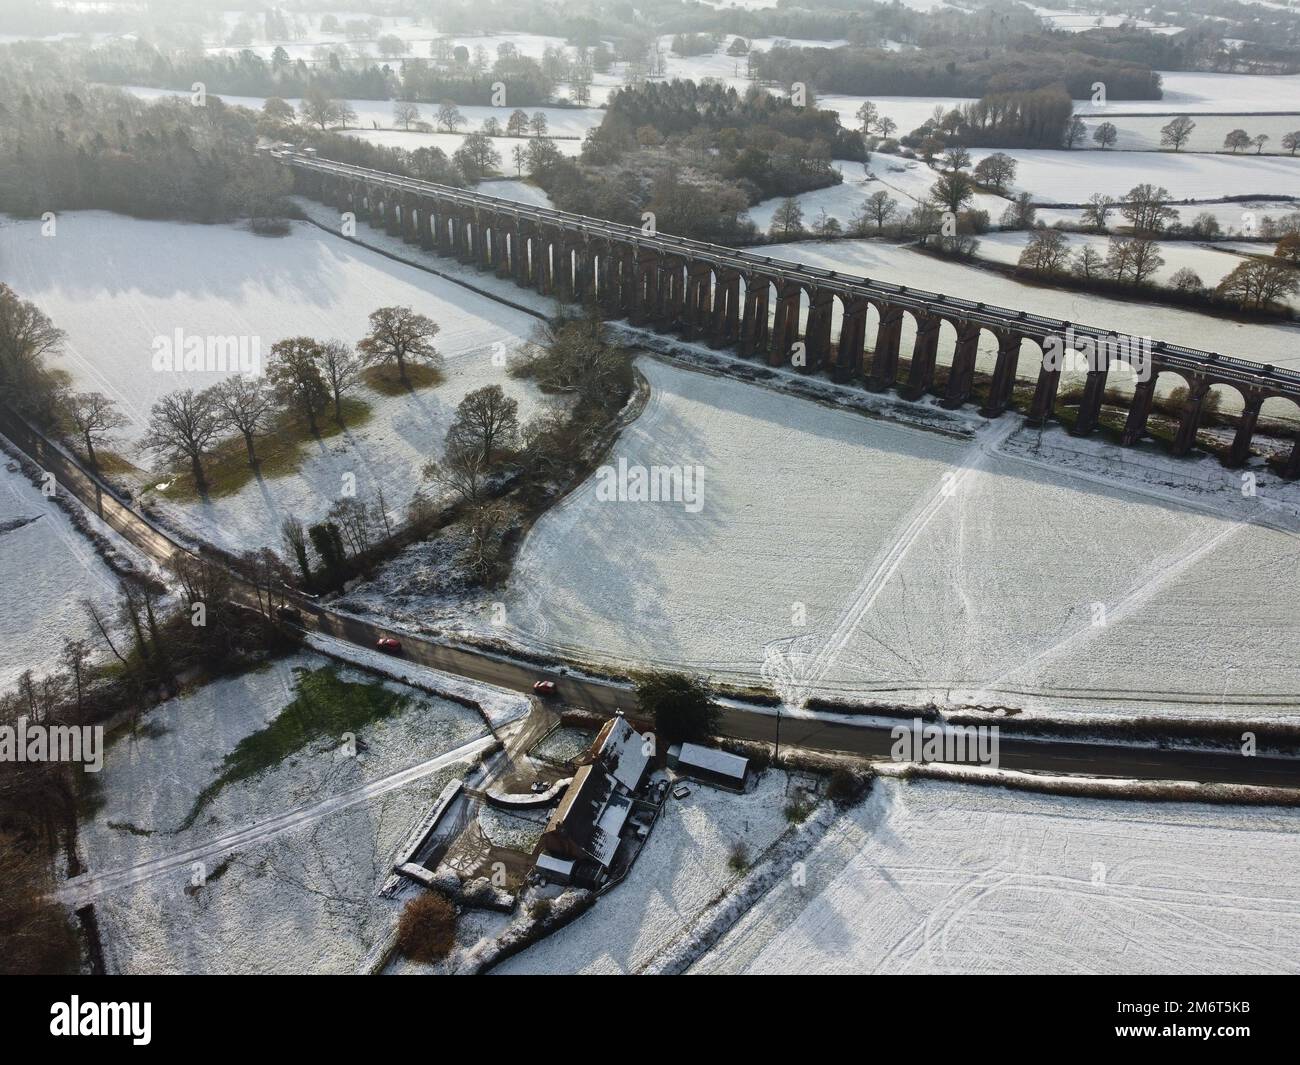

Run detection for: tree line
[[752, 41, 1161, 101]]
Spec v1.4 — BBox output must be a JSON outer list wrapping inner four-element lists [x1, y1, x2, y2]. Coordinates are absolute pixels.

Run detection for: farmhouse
[[535, 713, 653, 887]]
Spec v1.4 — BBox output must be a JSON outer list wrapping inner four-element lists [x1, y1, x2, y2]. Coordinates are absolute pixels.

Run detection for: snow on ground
[[967, 147, 1300, 203], [120, 85, 598, 143], [1030, 7, 1184, 33], [1079, 71, 1300, 115], [482, 358, 1300, 719], [0, 453, 140, 691], [341, 127, 583, 160], [1, 211, 551, 552], [1036, 200, 1299, 233], [692, 776, 1300, 974], [1074, 113, 1300, 153], [494, 769, 795, 974], [974, 231, 1297, 306], [474, 178, 554, 209], [757, 238, 1300, 375], [79, 652, 491, 974], [748, 158, 1007, 233]]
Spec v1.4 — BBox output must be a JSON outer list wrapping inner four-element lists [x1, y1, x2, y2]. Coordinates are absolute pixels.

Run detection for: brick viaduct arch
[[285, 152, 1300, 479]]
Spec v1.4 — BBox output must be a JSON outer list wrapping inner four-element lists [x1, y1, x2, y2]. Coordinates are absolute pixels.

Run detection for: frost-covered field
[[0, 454, 140, 690], [494, 769, 794, 974], [78, 653, 492, 974], [1, 211, 549, 552], [692, 776, 1300, 974], [486, 358, 1300, 720]]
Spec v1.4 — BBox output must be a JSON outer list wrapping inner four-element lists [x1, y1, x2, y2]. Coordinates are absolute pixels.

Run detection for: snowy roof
[[545, 764, 629, 869], [535, 853, 576, 876], [591, 791, 632, 867], [676, 742, 748, 781], [591, 713, 651, 794]]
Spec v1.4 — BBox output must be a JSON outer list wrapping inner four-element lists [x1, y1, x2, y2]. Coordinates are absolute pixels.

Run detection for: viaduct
[[279, 151, 1300, 478]]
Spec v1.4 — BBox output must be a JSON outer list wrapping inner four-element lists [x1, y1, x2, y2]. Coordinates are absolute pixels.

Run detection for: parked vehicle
[[532, 680, 557, 696], [376, 637, 402, 655]]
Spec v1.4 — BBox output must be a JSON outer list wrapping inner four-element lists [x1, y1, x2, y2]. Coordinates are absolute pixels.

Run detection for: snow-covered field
[[77, 653, 492, 974], [480, 358, 1300, 720], [692, 776, 1300, 974], [747, 157, 1009, 231], [494, 769, 796, 974], [967, 147, 1300, 203], [120, 85, 598, 143], [974, 231, 1298, 307], [1075, 113, 1300, 153], [1080, 71, 1300, 115], [1036, 200, 1299, 234], [341, 127, 583, 160], [1, 211, 550, 552], [474, 178, 554, 209], [0, 453, 141, 691]]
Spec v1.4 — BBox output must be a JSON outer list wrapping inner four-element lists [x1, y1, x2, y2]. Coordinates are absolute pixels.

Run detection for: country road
[[3, 405, 1299, 791]]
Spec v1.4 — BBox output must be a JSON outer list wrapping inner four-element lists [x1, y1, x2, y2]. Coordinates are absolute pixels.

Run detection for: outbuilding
[[667, 742, 749, 791]]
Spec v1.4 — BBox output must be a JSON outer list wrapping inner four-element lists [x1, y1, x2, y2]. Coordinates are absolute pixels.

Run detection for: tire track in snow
[[56, 733, 496, 907], [764, 418, 1018, 705], [975, 516, 1243, 695]]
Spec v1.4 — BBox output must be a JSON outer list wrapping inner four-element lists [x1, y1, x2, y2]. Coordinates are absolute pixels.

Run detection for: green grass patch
[[151, 395, 373, 502], [361, 361, 445, 396], [179, 664, 414, 830]]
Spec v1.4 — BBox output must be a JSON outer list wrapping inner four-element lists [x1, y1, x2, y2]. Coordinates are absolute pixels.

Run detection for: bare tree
[[1215, 258, 1300, 310], [60, 391, 127, 472], [446, 385, 520, 466], [0, 283, 65, 404], [318, 339, 366, 424], [357, 306, 441, 386], [267, 337, 329, 434], [393, 100, 420, 130], [210, 376, 276, 466], [1120, 184, 1177, 236], [858, 190, 898, 233], [140, 388, 221, 494], [280, 515, 312, 585], [423, 438, 488, 506], [1160, 116, 1196, 151]]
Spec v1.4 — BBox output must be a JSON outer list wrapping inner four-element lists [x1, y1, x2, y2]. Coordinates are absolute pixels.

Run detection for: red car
[[532, 680, 557, 697], [376, 637, 402, 655]]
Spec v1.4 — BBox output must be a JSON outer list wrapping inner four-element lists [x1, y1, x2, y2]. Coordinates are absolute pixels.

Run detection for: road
[[3, 408, 1298, 790]]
